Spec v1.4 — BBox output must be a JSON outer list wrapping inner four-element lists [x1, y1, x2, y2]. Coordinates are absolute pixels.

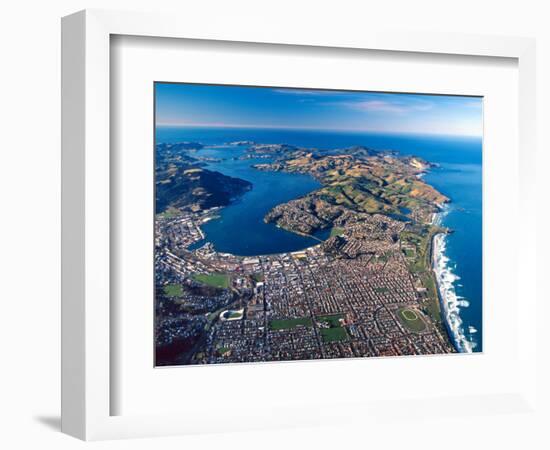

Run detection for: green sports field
[[320, 326, 349, 343], [191, 273, 230, 289], [397, 307, 426, 332], [269, 317, 313, 330]]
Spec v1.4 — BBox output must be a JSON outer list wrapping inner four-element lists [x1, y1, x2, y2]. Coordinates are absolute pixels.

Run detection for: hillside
[[256, 149, 448, 234], [155, 143, 252, 214]]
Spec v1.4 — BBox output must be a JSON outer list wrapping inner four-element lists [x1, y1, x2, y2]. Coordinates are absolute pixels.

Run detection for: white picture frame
[[61, 9, 538, 441]]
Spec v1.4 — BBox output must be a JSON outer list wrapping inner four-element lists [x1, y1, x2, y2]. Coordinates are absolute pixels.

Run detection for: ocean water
[[156, 126, 483, 352]]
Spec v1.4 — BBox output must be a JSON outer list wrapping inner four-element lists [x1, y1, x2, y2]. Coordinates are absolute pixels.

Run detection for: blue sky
[[155, 83, 483, 137]]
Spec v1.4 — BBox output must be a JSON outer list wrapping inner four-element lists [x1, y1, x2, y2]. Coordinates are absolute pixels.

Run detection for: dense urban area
[[155, 141, 456, 365]]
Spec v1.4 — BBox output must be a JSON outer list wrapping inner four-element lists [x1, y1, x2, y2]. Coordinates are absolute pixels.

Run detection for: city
[[154, 141, 456, 365]]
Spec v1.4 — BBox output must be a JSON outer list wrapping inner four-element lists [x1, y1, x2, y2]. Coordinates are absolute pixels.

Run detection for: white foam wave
[[432, 226, 475, 353], [432, 211, 444, 227]]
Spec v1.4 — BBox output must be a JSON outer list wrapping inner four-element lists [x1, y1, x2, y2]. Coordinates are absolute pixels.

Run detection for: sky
[[155, 83, 483, 137]]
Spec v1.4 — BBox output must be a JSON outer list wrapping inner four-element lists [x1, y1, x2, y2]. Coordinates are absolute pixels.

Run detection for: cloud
[[342, 99, 433, 114], [271, 89, 437, 113]]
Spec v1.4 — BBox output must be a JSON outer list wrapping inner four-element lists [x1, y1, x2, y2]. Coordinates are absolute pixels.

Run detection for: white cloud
[[343, 99, 433, 114]]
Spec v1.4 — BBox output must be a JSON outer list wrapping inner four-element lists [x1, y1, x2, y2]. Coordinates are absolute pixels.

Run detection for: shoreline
[[430, 231, 459, 353], [430, 217, 473, 353]]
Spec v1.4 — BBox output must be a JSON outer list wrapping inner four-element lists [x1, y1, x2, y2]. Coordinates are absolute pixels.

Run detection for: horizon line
[[155, 122, 482, 138]]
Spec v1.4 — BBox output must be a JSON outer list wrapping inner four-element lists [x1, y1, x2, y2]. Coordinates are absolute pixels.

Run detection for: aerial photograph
[[154, 82, 483, 366]]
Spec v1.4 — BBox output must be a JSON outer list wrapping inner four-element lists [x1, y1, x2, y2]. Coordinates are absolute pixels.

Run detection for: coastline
[[430, 231, 459, 353], [431, 211, 474, 353]]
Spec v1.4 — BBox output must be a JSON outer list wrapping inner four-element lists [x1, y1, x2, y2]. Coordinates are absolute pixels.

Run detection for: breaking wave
[[432, 211, 476, 353]]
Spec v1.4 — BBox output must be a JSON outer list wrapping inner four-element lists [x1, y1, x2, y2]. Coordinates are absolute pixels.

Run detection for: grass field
[[192, 273, 230, 289], [330, 227, 345, 237], [320, 327, 349, 343], [269, 317, 313, 330], [400, 227, 443, 325], [317, 314, 344, 328], [317, 314, 348, 343], [157, 207, 181, 219], [397, 307, 426, 332], [163, 284, 183, 297], [374, 287, 389, 294], [422, 273, 442, 323], [400, 230, 429, 273]]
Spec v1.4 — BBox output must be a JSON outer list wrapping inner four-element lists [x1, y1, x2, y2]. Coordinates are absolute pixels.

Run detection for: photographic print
[[154, 83, 482, 366]]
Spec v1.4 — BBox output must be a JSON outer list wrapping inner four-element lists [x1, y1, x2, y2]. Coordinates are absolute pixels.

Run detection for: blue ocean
[[156, 126, 483, 353]]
